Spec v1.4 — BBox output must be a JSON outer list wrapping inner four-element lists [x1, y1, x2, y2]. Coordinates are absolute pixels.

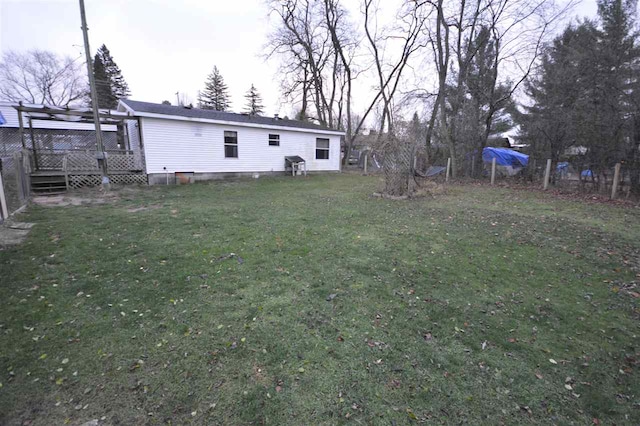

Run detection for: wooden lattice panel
[[107, 153, 140, 172], [36, 153, 66, 170], [67, 173, 147, 189], [109, 174, 148, 185], [66, 153, 99, 172], [68, 174, 101, 189]]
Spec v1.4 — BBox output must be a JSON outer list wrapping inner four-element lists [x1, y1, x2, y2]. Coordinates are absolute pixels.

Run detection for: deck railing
[[30, 149, 143, 173]]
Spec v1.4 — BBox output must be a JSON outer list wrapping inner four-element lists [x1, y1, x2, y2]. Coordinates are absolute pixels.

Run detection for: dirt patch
[[32, 195, 109, 207], [0, 221, 34, 248], [31, 186, 150, 208]]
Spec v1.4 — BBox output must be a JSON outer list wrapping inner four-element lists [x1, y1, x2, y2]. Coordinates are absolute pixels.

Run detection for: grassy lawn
[[1, 175, 639, 425]]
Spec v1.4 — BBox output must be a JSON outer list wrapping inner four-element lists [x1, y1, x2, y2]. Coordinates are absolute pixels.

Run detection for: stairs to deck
[[30, 173, 67, 194]]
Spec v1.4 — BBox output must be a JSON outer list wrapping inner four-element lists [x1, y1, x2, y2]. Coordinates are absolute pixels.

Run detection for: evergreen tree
[[92, 44, 130, 109], [243, 84, 264, 115], [92, 53, 116, 109], [519, 0, 639, 190], [519, 24, 590, 169], [198, 66, 230, 111]]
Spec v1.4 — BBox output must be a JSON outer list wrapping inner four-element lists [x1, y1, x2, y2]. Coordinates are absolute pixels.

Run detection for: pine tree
[[92, 44, 130, 109], [198, 66, 230, 111], [243, 84, 264, 115], [93, 53, 116, 109]]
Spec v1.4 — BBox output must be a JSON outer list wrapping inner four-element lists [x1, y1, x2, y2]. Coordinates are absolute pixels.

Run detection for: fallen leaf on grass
[[549, 359, 557, 364], [407, 409, 418, 420], [535, 373, 543, 380]]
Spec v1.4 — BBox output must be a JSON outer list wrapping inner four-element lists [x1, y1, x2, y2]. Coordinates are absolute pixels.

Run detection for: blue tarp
[[482, 147, 529, 168], [0, 111, 5, 125], [425, 166, 446, 177], [581, 169, 593, 178], [557, 162, 569, 172]]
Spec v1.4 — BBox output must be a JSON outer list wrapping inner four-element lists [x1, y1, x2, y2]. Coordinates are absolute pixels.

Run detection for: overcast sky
[[0, 0, 602, 117]]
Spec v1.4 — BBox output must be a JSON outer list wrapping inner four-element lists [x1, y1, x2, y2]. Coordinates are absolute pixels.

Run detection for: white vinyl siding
[[139, 117, 340, 174]]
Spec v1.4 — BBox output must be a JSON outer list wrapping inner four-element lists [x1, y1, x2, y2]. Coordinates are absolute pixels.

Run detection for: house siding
[[140, 117, 341, 175]]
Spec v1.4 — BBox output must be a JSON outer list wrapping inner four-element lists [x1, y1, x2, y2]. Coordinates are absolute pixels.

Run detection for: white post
[[543, 159, 552, 190], [611, 162, 621, 199], [0, 171, 9, 220], [491, 158, 496, 185], [445, 157, 451, 182]]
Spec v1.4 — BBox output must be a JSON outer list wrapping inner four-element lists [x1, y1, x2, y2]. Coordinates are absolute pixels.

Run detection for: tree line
[[0, 49, 266, 116], [265, 0, 640, 194], [0, 44, 129, 110], [518, 0, 639, 193], [195, 65, 265, 115]]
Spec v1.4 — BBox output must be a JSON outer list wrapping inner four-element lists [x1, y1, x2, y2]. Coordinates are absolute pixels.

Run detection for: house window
[[224, 131, 238, 158], [268, 134, 280, 146], [316, 138, 330, 159]]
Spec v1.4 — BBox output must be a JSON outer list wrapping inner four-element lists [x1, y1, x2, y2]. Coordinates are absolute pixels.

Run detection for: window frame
[[224, 130, 238, 158], [268, 133, 280, 146], [315, 137, 330, 160]]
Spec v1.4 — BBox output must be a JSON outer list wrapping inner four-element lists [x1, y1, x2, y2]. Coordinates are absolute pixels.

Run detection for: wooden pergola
[[14, 102, 140, 150]]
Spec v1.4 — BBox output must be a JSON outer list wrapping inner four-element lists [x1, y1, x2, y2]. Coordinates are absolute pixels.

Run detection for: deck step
[[30, 174, 67, 194]]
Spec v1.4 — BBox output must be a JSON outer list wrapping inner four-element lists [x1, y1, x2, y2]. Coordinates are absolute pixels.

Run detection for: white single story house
[[118, 99, 344, 184]]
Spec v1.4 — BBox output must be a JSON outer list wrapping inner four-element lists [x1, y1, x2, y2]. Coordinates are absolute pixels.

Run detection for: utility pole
[[175, 92, 180, 106], [79, 0, 109, 189]]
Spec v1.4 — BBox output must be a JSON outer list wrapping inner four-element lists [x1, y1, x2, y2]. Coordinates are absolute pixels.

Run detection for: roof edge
[[120, 100, 345, 136]]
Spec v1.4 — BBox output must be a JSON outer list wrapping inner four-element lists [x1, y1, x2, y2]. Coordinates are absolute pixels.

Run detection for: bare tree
[[266, 0, 339, 126], [363, 0, 429, 137], [420, 0, 574, 177], [0, 50, 86, 106]]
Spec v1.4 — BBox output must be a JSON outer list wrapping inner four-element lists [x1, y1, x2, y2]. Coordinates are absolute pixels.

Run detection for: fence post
[[471, 155, 476, 177], [363, 153, 368, 175], [543, 159, 552, 190], [611, 162, 621, 199], [491, 158, 496, 185], [0, 163, 8, 220], [445, 158, 451, 182]]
